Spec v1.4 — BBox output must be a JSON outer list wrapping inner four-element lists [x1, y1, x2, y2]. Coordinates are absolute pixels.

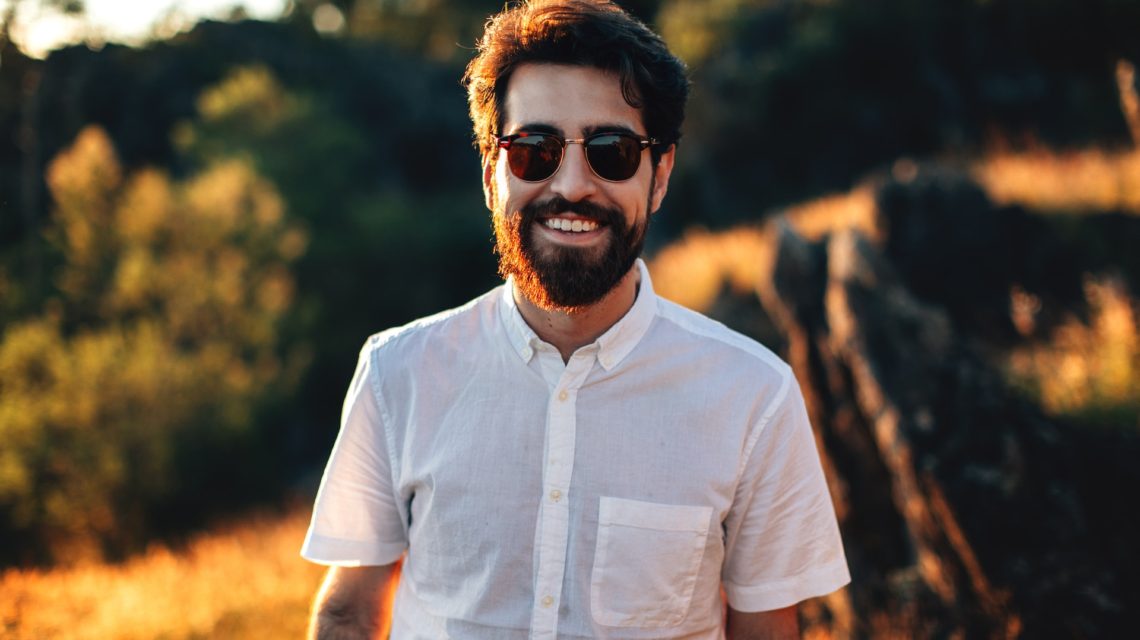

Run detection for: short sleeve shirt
[[302, 259, 850, 639]]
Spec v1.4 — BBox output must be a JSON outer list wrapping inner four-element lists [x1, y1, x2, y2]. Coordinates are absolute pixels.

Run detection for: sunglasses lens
[[585, 134, 642, 181], [507, 134, 563, 181]]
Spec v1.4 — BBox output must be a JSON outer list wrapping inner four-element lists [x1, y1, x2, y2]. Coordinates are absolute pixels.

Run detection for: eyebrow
[[509, 122, 562, 136], [583, 123, 640, 137], [507, 122, 643, 137]]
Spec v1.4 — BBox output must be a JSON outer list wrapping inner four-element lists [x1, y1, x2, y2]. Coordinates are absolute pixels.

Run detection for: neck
[[514, 264, 641, 363]]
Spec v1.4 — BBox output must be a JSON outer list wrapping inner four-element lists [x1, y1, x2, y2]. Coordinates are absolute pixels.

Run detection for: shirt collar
[[497, 259, 658, 370], [498, 279, 539, 362]]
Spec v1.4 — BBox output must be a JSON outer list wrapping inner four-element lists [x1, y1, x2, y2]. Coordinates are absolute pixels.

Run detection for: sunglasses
[[497, 131, 659, 182]]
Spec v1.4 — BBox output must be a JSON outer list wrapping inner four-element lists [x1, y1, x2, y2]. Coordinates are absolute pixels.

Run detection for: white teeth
[[544, 218, 598, 233]]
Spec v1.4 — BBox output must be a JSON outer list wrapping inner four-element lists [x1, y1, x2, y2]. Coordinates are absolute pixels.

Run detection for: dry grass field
[[975, 148, 1140, 215], [0, 506, 325, 640], [1006, 275, 1140, 420]]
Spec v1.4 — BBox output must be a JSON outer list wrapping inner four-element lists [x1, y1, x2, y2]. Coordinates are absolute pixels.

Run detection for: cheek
[[495, 168, 512, 207], [495, 155, 544, 210], [614, 180, 652, 219], [500, 178, 547, 215]]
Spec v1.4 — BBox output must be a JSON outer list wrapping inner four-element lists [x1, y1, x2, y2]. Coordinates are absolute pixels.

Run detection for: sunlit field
[[975, 148, 1140, 216], [649, 184, 879, 311], [1006, 276, 1140, 422], [971, 61, 1140, 216], [650, 225, 769, 312], [0, 506, 324, 640]]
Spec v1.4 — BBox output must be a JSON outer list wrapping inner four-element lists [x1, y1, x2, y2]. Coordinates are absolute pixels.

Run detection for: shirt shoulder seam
[[363, 286, 499, 356], [653, 297, 791, 376]]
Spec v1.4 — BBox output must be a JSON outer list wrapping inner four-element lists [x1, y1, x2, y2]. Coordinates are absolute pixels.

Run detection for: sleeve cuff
[[300, 531, 406, 567], [724, 561, 851, 612]]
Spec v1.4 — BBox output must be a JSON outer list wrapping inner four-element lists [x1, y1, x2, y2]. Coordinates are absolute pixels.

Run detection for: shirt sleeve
[[721, 373, 850, 611], [301, 343, 408, 566]]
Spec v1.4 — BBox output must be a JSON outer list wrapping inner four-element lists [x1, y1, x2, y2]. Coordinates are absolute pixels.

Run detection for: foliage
[[0, 127, 305, 564], [655, 0, 1140, 230], [174, 65, 370, 227], [285, 0, 663, 62], [170, 61, 499, 462]]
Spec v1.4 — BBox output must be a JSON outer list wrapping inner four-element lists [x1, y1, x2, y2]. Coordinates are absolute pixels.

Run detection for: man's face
[[483, 63, 675, 311]]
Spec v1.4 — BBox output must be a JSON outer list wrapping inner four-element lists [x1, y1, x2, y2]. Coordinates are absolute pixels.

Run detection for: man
[[301, 1, 850, 638]]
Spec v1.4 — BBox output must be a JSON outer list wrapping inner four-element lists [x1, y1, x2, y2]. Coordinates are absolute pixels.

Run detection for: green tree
[[0, 126, 306, 565], [174, 64, 497, 454]]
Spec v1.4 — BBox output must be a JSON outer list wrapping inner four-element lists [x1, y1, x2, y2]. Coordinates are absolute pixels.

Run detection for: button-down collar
[[497, 259, 658, 370]]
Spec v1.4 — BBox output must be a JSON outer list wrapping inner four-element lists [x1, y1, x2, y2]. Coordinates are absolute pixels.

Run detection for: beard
[[493, 188, 651, 312]]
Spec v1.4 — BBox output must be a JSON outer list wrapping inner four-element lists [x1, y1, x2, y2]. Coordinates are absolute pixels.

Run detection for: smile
[[543, 218, 600, 233]]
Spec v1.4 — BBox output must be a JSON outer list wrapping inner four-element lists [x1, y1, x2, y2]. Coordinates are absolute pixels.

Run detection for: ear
[[482, 152, 497, 211], [648, 144, 676, 214]]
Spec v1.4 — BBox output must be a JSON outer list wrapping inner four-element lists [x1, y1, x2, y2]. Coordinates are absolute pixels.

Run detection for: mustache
[[520, 197, 625, 227]]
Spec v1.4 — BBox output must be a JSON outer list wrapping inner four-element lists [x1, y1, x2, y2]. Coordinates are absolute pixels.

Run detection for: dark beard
[[493, 193, 649, 312]]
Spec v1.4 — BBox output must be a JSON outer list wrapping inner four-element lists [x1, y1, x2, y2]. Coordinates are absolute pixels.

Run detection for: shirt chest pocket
[[590, 497, 714, 629]]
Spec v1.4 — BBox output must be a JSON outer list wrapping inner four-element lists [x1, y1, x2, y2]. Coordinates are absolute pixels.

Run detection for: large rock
[[756, 219, 1139, 637]]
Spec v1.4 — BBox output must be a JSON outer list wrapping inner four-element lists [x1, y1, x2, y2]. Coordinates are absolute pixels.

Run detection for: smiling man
[[301, 2, 850, 638]]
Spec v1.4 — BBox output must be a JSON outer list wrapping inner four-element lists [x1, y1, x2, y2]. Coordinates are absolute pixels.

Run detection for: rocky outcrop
[[754, 191, 1140, 637]]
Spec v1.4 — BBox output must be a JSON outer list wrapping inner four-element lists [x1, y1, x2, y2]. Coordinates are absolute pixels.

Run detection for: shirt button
[[541, 595, 554, 607], [550, 489, 562, 502], [557, 390, 568, 401]]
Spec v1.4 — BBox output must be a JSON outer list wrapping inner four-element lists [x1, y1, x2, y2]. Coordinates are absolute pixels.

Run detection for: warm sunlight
[[2, 1, 1138, 637], [0, 0, 287, 57]]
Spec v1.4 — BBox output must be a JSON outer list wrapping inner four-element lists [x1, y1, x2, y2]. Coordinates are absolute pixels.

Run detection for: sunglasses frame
[[497, 131, 661, 183]]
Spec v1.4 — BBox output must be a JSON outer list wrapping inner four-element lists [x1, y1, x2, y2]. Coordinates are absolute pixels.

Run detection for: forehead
[[502, 63, 644, 134]]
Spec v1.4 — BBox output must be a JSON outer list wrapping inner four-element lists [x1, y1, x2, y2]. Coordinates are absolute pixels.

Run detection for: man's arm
[[726, 605, 799, 640], [308, 563, 401, 640]]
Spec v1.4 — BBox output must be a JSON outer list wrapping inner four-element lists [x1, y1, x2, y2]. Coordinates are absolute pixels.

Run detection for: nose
[[548, 142, 598, 203]]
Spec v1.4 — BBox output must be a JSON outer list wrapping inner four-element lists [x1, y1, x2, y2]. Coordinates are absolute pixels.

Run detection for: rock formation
[[750, 171, 1140, 637]]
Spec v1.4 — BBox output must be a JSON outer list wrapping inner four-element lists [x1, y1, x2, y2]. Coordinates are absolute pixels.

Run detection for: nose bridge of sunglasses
[[561, 138, 592, 170]]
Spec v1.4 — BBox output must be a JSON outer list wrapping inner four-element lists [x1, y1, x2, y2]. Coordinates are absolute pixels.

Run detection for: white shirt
[[302, 259, 849, 639]]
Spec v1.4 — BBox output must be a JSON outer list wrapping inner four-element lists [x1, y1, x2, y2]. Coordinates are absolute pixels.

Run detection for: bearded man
[[302, 1, 850, 638]]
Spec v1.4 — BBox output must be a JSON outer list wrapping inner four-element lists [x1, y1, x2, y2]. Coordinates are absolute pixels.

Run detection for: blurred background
[[1, 0, 1138, 637]]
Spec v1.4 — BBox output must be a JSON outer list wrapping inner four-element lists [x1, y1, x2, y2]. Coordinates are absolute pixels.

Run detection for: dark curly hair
[[463, 0, 689, 165]]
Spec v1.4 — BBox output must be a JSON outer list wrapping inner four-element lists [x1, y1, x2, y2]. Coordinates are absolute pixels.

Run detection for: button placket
[[528, 358, 592, 638]]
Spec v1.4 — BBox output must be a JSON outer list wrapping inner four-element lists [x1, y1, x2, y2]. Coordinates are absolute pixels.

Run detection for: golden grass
[[0, 506, 325, 640], [649, 186, 876, 313], [780, 185, 880, 242], [974, 148, 1140, 215], [650, 225, 769, 312], [1006, 277, 1140, 421]]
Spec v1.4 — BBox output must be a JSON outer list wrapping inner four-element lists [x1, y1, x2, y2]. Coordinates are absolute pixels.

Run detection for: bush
[[0, 127, 305, 565]]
